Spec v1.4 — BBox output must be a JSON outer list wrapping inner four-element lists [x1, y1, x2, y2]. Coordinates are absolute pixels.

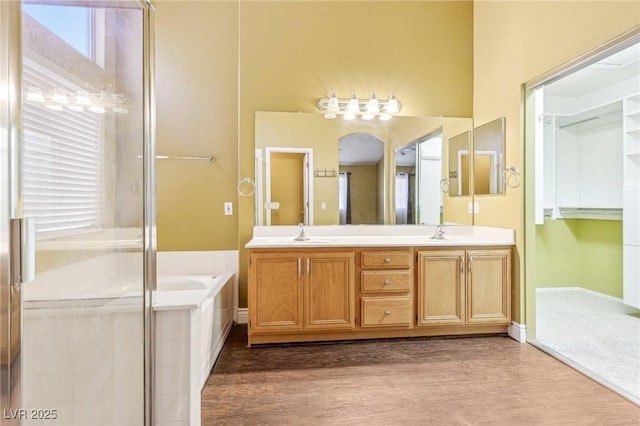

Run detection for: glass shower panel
[[20, 2, 146, 425]]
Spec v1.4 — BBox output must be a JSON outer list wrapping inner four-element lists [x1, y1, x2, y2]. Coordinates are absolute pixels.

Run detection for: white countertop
[[245, 225, 515, 248]]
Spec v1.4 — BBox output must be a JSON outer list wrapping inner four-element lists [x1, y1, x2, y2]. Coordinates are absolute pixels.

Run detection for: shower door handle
[[9, 217, 36, 286]]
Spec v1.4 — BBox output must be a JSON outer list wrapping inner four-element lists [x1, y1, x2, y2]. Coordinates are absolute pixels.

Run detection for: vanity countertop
[[245, 225, 515, 248]]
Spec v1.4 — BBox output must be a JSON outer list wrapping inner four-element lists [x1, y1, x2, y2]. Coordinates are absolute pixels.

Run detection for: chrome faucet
[[294, 223, 310, 241], [431, 224, 445, 240]]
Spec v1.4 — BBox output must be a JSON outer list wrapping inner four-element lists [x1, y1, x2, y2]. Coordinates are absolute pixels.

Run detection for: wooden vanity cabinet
[[465, 249, 511, 324], [359, 249, 413, 329], [249, 251, 355, 336], [417, 248, 511, 327], [248, 244, 512, 345], [417, 250, 466, 326]]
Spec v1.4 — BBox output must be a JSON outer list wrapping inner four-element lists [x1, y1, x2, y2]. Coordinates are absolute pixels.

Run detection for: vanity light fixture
[[318, 91, 402, 120]]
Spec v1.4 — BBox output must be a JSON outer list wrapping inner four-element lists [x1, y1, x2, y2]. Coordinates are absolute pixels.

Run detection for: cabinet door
[[466, 249, 511, 324], [417, 250, 466, 326], [304, 252, 355, 330], [249, 252, 304, 333]]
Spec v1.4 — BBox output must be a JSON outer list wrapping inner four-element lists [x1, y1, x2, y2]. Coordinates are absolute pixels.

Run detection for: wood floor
[[201, 325, 640, 425]]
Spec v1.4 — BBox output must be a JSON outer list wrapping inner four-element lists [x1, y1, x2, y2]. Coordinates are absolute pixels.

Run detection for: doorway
[[525, 30, 640, 404], [265, 147, 312, 225]]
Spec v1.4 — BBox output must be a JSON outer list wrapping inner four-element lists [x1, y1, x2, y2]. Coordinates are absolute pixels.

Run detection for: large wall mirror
[[474, 117, 506, 195], [255, 111, 473, 226]]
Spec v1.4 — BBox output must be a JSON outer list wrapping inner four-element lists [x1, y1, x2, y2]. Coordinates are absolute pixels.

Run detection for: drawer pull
[[384, 310, 391, 316], [384, 257, 391, 264], [383, 280, 391, 286]]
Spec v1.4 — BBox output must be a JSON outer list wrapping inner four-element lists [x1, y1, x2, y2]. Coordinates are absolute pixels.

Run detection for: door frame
[[264, 147, 314, 226]]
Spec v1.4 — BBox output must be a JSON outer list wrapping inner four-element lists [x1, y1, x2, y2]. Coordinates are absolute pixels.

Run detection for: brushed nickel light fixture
[[318, 91, 401, 120]]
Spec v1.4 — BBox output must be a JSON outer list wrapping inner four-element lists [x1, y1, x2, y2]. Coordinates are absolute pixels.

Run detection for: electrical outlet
[[224, 202, 233, 215], [321, 202, 327, 210]]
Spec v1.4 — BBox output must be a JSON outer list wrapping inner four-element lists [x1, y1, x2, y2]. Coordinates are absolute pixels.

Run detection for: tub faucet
[[431, 224, 445, 240], [294, 223, 310, 241]]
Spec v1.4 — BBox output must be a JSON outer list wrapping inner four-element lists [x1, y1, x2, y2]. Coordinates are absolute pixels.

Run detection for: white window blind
[[22, 57, 104, 234]]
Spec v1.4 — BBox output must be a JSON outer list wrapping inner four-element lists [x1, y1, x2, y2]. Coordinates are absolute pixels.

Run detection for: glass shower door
[[2, 1, 154, 424]]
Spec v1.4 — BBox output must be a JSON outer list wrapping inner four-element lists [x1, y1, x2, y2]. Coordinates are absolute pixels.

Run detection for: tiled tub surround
[[154, 273, 234, 426], [246, 224, 516, 248], [22, 250, 238, 426], [23, 252, 145, 426], [154, 250, 238, 426]]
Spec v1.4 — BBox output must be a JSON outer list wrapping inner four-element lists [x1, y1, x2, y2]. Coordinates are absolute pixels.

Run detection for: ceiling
[[338, 133, 385, 165], [544, 42, 640, 97]]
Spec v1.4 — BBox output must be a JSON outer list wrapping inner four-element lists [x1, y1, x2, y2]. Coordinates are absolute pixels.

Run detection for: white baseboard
[[508, 321, 527, 342], [235, 307, 248, 324], [536, 286, 623, 303]]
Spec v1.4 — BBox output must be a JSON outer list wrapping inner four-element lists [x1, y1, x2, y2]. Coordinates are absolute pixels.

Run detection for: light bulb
[[51, 88, 68, 104], [327, 91, 339, 113], [366, 93, 379, 114], [26, 87, 45, 103], [346, 93, 359, 114], [386, 93, 400, 113]]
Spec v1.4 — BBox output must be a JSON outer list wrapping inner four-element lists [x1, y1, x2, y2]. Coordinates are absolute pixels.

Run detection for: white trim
[[235, 307, 248, 324], [536, 286, 623, 303], [508, 321, 527, 342], [255, 148, 264, 226]]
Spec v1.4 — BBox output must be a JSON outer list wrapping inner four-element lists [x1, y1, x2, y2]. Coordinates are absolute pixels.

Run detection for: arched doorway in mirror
[[338, 133, 385, 225]]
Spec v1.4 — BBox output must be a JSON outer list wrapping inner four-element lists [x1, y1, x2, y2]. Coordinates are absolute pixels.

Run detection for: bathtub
[[154, 273, 235, 426]]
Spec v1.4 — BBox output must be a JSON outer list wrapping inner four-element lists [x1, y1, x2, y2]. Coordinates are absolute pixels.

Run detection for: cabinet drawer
[[361, 297, 412, 328], [361, 271, 411, 292], [361, 251, 411, 268]]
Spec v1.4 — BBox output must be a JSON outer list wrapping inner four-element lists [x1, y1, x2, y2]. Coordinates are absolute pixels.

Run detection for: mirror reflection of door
[[338, 133, 384, 224], [474, 153, 492, 195], [395, 132, 443, 224], [266, 148, 312, 225], [460, 152, 470, 196]]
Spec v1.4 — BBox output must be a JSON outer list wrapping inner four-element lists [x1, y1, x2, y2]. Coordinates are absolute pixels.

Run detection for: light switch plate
[[224, 202, 233, 215], [474, 201, 480, 214], [468, 202, 473, 214]]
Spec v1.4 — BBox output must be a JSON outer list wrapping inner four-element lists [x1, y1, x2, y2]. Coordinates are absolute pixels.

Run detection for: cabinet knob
[[384, 258, 391, 264], [384, 310, 391, 316], [383, 280, 391, 286]]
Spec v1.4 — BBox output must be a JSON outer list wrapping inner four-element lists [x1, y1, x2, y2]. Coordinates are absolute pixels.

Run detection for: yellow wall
[[155, 0, 239, 250], [339, 165, 380, 224], [472, 0, 639, 328]]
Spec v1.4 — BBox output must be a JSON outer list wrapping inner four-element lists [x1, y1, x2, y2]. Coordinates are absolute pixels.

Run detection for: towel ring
[[504, 166, 521, 188], [440, 178, 450, 193], [237, 177, 256, 197]]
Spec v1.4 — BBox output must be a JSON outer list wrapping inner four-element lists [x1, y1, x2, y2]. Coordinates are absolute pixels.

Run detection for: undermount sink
[[264, 238, 333, 244]]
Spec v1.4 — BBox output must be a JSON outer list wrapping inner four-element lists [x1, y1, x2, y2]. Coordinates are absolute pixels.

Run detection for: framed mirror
[[474, 117, 506, 195], [254, 111, 473, 225]]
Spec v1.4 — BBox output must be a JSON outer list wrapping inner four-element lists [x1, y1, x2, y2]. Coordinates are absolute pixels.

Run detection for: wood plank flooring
[[201, 325, 640, 425]]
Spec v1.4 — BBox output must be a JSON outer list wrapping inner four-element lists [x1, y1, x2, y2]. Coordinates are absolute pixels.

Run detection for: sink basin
[[264, 238, 333, 245]]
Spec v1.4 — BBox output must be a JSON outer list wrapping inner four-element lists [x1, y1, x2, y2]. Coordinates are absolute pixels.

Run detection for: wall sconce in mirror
[[25, 85, 130, 114], [318, 91, 402, 121], [474, 117, 506, 195]]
